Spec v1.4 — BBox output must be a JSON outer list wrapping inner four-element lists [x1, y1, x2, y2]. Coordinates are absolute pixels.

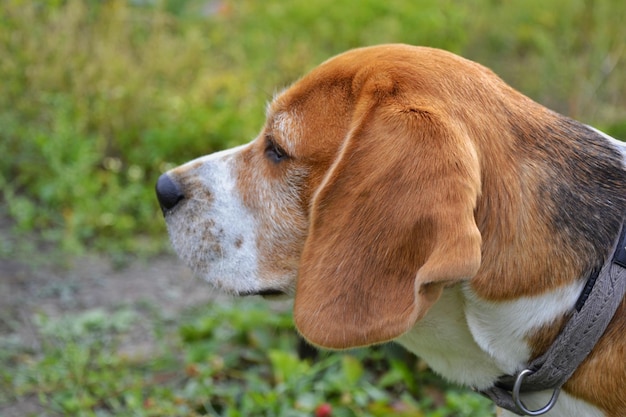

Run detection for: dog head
[[156, 44, 490, 349]]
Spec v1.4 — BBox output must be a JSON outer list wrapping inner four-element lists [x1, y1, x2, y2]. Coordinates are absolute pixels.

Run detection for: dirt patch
[[0, 251, 217, 345]]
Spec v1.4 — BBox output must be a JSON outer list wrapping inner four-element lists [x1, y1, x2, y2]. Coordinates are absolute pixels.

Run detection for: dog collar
[[478, 221, 626, 416]]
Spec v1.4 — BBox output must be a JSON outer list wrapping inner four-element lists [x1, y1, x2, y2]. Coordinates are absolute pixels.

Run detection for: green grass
[[1, 300, 494, 417]]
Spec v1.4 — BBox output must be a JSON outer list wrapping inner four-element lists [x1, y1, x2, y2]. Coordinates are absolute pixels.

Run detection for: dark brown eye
[[264, 136, 288, 163]]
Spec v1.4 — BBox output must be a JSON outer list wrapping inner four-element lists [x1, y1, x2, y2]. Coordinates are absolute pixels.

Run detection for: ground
[[0, 221, 219, 416], [0, 252, 215, 348]]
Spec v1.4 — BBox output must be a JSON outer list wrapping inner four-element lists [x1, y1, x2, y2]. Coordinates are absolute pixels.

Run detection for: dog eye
[[264, 136, 288, 163]]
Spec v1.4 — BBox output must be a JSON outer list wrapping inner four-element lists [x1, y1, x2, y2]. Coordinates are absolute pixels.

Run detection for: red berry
[[315, 403, 332, 417]]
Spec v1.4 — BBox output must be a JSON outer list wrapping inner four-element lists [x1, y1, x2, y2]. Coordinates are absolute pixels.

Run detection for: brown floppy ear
[[294, 101, 482, 349]]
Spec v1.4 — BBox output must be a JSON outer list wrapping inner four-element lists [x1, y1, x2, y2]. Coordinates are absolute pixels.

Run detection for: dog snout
[[155, 173, 185, 214]]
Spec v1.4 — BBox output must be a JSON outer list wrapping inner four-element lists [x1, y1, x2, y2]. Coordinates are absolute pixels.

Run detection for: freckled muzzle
[[155, 173, 185, 214], [153, 151, 271, 295]]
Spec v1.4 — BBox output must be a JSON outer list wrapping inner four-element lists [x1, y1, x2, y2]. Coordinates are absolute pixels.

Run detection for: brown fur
[[267, 45, 625, 413]]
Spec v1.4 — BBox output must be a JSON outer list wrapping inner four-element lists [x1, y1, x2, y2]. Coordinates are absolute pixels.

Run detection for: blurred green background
[[1, 1, 625, 416], [1, 0, 625, 255]]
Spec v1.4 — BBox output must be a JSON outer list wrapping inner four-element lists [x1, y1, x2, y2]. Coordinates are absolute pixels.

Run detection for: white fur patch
[[164, 145, 263, 294], [397, 281, 588, 388], [463, 280, 585, 375], [396, 286, 503, 389]]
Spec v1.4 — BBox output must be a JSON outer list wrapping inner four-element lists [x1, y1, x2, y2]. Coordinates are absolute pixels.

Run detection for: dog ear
[[294, 99, 482, 349]]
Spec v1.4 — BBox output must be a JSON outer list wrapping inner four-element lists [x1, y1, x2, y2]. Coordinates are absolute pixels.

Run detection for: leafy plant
[[3, 300, 493, 416]]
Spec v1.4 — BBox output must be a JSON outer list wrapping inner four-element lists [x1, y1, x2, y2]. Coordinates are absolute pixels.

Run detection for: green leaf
[[341, 355, 364, 385]]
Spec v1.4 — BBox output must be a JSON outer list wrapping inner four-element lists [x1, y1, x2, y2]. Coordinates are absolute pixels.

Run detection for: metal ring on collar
[[512, 369, 561, 416]]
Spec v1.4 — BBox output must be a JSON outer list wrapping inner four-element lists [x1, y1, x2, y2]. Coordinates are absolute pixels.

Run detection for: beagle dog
[[155, 44, 626, 416]]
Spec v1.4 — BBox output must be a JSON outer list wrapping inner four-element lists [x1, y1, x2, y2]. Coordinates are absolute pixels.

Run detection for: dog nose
[[155, 173, 185, 213]]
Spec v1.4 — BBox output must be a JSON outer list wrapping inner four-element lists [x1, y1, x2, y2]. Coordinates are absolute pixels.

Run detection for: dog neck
[[395, 283, 606, 416]]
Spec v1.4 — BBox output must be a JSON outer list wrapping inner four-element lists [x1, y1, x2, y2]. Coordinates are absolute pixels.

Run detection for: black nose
[[155, 174, 185, 213]]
